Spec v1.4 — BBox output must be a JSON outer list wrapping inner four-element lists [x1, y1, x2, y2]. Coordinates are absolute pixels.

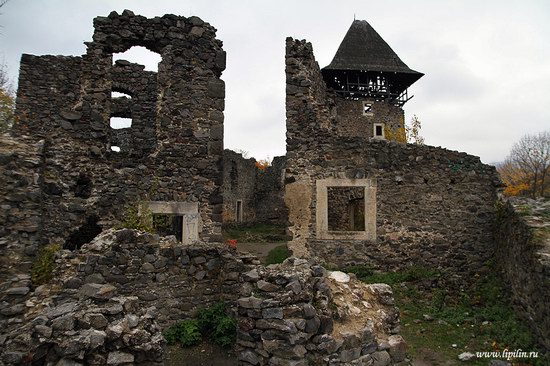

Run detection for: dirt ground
[[237, 241, 286, 260], [164, 341, 238, 366]]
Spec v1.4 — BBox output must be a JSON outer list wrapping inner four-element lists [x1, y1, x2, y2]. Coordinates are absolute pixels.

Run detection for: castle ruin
[[0, 11, 548, 365]]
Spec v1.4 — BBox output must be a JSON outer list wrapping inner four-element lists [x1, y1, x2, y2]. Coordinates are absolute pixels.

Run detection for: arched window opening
[[111, 91, 132, 99], [113, 46, 161, 72]]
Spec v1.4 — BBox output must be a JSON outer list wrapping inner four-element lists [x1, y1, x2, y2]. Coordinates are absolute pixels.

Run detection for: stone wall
[[495, 198, 550, 350], [223, 150, 288, 225], [8, 10, 227, 251], [223, 150, 258, 223], [1, 228, 405, 365], [334, 98, 404, 140], [0, 228, 257, 364], [284, 37, 502, 280], [236, 260, 405, 365]]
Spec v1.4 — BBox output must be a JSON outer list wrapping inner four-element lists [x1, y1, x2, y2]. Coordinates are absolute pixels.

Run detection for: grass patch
[[344, 264, 438, 285], [265, 245, 291, 265], [197, 302, 237, 347], [222, 222, 290, 243], [31, 243, 61, 286], [343, 265, 547, 365], [164, 302, 236, 349], [163, 319, 201, 347]]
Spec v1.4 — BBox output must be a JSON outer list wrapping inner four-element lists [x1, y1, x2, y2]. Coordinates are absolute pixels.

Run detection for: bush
[[118, 202, 154, 233], [163, 319, 201, 347], [197, 302, 236, 347], [31, 244, 61, 286]]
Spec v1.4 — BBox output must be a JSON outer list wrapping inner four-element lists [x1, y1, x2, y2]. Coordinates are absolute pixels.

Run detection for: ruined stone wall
[[1, 228, 405, 365], [0, 228, 256, 364], [223, 149, 258, 223], [110, 60, 157, 156], [255, 155, 288, 223], [223, 150, 288, 225], [9, 10, 227, 248], [284, 37, 502, 280], [495, 199, 550, 350], [0, 136, 44, 343], [14, 55, 83, 139], [236, 260, 405, 365], [334, 98, 404, 140]]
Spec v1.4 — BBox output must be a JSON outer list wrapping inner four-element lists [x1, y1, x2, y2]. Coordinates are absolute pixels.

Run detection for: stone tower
[[321, 20, 423, 140]]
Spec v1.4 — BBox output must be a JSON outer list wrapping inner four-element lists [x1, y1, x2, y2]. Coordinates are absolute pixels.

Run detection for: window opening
[[74, 173, 92, 199], [110, 117, 132, 129], [327, 187, 365, 231], [373, 123, 385, 139], [113, 46, 161, 72], [236, 200, 243, 223], [363, 102, 373, 115], [111, 91, 132, 99], [153, 214, 183, 242], [110, 146, 121, 152]]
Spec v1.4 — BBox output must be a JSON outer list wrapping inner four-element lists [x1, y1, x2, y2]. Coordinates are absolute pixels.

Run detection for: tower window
[[373, 123, 385, 139], [363, 102, 373, 115]]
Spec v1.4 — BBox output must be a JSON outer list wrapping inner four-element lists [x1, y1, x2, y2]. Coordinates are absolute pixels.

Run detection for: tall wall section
[[9, 10, 226, 250], [494, 198, 550, 350], [222, 150, 288, 225], [284, 38, 502, 280], [333, 98, 404, 140]]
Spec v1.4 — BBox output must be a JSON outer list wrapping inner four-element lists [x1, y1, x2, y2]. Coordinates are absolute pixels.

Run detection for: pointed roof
[[323, 20, 423, 77]]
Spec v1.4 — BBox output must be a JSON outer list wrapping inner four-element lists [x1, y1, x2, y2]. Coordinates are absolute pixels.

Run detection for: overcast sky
[[1, 0, 549, 164]]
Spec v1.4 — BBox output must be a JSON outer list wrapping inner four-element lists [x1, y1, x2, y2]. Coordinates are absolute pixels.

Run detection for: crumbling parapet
[[236, 260, 405, 365], [494, 198, 550, 350]]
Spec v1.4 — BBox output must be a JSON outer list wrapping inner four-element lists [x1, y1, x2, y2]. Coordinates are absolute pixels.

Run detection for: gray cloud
[[1, 0, 549, 164]]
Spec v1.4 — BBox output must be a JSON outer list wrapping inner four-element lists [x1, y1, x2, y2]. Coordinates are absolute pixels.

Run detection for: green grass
[[342, 265, 547, 365], [164, 302, 236, 348], [222, 222, 290, 243], [265, 245, 291, 265], [31, 243, 61, 286]]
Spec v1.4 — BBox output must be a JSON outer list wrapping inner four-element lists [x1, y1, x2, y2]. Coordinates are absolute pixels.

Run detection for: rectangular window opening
[[363, 102, 373, 115], [236, 200, 243, 223], [327, 187, 365, 232], [374, 123, 385, 139], [152, 214, 183, 242]]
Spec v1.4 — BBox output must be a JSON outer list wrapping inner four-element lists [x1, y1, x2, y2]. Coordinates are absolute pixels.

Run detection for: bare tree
[[0, 61, 15, 132], [507, 131, 550, 197]]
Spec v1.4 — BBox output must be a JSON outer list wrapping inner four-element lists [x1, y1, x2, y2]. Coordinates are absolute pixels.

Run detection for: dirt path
[[237, 242, 287, 260]]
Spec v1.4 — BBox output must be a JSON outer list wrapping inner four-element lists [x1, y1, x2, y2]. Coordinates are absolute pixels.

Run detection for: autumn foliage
[[497, 131, 550, 198], [385, 115, 425, 145], [255, 159, 270, 171]]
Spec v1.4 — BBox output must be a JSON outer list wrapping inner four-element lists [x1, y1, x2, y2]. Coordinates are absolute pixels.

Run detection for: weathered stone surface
[[387, 335, 407, 362], [371, 350, 391, 366], [257, 279, 279, 292], [107, 351, 134, 364]]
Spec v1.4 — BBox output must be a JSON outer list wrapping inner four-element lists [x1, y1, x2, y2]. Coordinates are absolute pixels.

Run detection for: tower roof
[[323, 20, 423, 78]]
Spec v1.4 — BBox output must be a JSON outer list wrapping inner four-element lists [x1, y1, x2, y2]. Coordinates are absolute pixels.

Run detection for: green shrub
[[197, 302, 236, 347], [118, 202, 154, 233], [265, 245, 291, 265], [163, 319, 201, 347], [31, 244, 61, 286]]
